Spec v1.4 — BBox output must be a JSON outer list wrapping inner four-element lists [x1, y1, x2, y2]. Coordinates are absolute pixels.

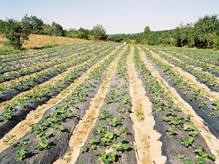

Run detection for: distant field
[[0, 34, 87, 55], [22, 34, 87, 49], [0, 42, 219, 163]]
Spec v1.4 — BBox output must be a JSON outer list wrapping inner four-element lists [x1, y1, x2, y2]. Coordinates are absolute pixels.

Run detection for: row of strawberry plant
[[0, 43, 91, 64], [134, 48, 215, 163], [0, 45, 82, 68], [0, 45, 118, 139], [77, 47, 137, 164], [142, 48, 219, 137], [0, 45, 113, 103], [154, 47, 219, 77], [0, 44, 101, 82], [0, 45, 63, 61], [0, 44, 93, 74], [158, 46, 219, 66], [0, 44, 90, 79], [0, 46, 123, 163], [148, 47, 219, 92]]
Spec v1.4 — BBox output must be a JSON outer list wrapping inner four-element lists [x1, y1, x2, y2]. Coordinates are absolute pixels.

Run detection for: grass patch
[[0, 47, 20, 55], [0, 34, 87, 55], [31, 44, 59, 50]]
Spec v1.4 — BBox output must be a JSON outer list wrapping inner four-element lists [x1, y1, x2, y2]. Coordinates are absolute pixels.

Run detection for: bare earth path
[[127, 46, 166, 164]]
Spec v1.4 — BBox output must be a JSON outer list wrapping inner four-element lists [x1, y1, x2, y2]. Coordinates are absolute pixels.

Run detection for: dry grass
[[22, 34, 87, 49], [0, 33, 6, 47], [0, 34, 88, 49]]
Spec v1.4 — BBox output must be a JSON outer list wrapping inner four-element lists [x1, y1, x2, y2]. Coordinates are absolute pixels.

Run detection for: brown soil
[[127, 46, 166, 164]]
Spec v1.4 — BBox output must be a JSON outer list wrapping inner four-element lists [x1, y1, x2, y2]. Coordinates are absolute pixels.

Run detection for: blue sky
[[0, 0, 219, 34]]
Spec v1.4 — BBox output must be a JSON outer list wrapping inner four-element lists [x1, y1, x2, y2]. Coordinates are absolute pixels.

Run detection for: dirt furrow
[[147, 48, 219, 101], [0, 45, 98, 87], [53, 47, 125, 164], [161, 50, 219, 74], [0, 48, 104, 110], [127, 46, 166, 164], [139, 49, 219, 162], [0, 46, 122, 153]]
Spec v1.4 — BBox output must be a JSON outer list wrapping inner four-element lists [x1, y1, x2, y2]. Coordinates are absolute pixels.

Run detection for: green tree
[[42, 24, 52, 35], [21, 15, 43, 34], [65, 28, 79, 38], [4, 19, 31, 49], [0, 20, 7, 33], [91, 24, 107, 40], [78, 28, 90, 39], [144, 26, 150, 34], [175, 24, 195, 47], [50, 22, 64, 36], [194, 15, 219, 48]]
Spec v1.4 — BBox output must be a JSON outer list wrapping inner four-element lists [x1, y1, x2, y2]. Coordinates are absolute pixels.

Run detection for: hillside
[[0, 34, 87, 55]]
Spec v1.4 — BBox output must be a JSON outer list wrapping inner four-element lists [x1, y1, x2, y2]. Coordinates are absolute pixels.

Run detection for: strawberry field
[[0, 43, 219, 164]]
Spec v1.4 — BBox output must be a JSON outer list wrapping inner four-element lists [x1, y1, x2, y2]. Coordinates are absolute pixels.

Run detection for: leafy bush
[[4, 19, 31, 49], [91, 24, 107, 40]]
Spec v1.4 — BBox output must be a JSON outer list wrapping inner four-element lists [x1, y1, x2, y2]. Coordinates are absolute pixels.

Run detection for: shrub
[[4, 19, 31, 49]]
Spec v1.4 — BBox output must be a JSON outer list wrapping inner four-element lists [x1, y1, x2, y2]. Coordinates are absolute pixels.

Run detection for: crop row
[[0, 45, 118, 139], [0, 44, 100, 82], [77, 47, 137, 163], [148, 47, 219, 92], [0, 43, 92, 63], [142, 48, 219, 137], [0, 45, 87, 68], [134, 48, 215, 163], [0, 45, 123, 163], [0, 45, 113, 103], [158, 46, 219, 66], [0, 44, 93, 74], [0, 45, 62, 61], [154, 47, 219, 77]]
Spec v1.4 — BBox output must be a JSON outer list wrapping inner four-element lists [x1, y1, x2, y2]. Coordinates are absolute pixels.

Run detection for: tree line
[[0, 14, 218, 49], [0, 15, 107, 49], [107, 15, 219, 49]]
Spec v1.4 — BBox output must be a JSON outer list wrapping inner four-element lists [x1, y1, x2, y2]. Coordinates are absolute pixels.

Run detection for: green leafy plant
[[112, 142, 131, 152], [194, 146, 216, 161], [16, 148, 28, 161], [165, 130, 178, 138], [183, 124, 198, 137], [212, 101, 219, 110], [120, 96, 130, 105], [119, 126, 128, 134], [89, 137, 100, 146], [119, 108, 126, 113], [36, 136, 50, 151], [99, 110, 111, 120], [109, 118, 121, 127], [98, 151, 117, 164], [181, 137, 194, 147], [183, 159, 193, 164], [100, 131, 115, 146], [15, 139, 29, 161], [2, 104, 14, 121], [80, 146, 89, 154], [30, 123, 46, 136], [106, 89, 119, 104], [97, 123, 106, 134], [46, 115, 64, 131]]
